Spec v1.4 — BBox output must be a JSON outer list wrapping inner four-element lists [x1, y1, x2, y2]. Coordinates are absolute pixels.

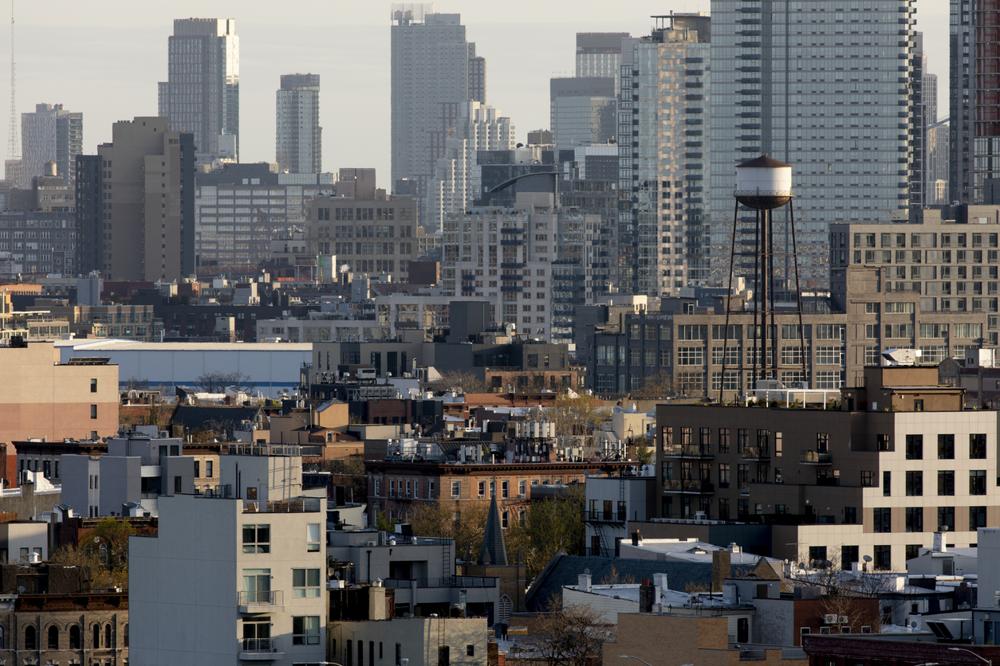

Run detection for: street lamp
[[948, 647, 992, 666], [619, 655, 654, 666]]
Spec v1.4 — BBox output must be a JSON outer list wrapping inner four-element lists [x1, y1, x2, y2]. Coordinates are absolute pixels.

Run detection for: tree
[[630, 370, 674, 400], [426, 371, 490, 393], [409, 502, 488, 562], [535, 601, 613, 666], [547, 394, 605, 439], [50, 518, 136, 591], [507, 485, 586, 578], [196, 371, 250, 393]]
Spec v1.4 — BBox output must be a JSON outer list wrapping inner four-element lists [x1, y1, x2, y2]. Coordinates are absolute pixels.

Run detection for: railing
[[800, 450, 832, 464], [240, 638, 277, 654], [382, 576, 498, 589], [583, 510, 627, 523], [662, 479, 714, 493], [741, 446, 770, 460], [238, 590, 283, 610], [243, 497, 322, 513], [661, 445, 714, 458]]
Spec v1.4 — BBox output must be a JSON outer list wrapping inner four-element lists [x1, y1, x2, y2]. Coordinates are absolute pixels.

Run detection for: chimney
[[653, 572, 669, 604], [631, 529, 641, 547], [712, 549, 732, 592], [577, 572, 592, 592], [639, 578, 655, 613]]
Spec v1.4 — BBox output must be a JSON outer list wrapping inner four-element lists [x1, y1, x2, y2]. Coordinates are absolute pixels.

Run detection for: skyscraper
[[951, 0, 1000, 204], [576, 32, 631, 89], [391, 7, 479, 220], [158, 18, 239, 164], [468, 43, 487, 104], [710, 0, 916, 288], [276, 74, 322, 175], [76, 118, 194, 281], [18, 103, 82, 189], [549, 77, 616, 150], [619, 14, 710, 296]]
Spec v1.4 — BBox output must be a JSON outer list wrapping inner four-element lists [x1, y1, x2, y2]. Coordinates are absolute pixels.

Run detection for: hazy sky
[[1, 0, 949, 182]]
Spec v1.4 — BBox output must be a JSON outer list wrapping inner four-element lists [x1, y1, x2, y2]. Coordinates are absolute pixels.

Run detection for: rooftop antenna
[[6, 0, 15, 170]]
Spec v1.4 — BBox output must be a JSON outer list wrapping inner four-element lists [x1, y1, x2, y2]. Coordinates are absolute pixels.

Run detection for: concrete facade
[[0, 343, 118, 445]]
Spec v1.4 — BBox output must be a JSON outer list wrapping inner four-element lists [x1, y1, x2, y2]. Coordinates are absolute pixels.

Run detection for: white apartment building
[[443, 189, 556, 340], [426, 100, 515, 231], [129, 451, 327, 665]]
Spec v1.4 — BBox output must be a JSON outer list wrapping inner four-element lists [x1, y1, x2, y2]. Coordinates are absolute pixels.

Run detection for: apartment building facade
[[129, 453, 327, 665], [831, 206, 1000, 347], [655, 366, 998, 571]]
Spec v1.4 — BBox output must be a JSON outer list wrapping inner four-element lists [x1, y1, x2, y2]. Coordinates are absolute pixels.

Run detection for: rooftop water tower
[[718, 155, 807, 401]]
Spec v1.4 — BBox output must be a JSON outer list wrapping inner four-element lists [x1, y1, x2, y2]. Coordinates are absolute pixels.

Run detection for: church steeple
[[479, 492, 509, 566]]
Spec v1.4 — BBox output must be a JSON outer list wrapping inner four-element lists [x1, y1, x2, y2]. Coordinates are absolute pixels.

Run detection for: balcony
[[661, 444, 714, 459], [239, 638, 284, 661], [584, 510, 627, 524], [800, 451, 832, 465], [741, 446, 770, 461], [663, 479, 714, 494], [238, 590, 283, 614]]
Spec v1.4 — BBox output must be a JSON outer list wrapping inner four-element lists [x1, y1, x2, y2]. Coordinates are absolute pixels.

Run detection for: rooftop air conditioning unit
[[824, 614, 838, 624]]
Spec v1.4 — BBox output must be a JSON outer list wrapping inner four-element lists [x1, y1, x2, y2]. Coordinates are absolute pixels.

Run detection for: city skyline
[[1, 0, 948, 180]]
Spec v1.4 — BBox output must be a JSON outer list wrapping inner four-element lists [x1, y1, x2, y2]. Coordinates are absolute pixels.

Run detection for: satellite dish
[[863, 555, 873, 562]]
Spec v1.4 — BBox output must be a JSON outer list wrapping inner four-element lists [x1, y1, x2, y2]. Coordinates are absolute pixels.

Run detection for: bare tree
[[535, 602, 613, 666], [630, 370, 674, 400], [426, 371, 490, 393]]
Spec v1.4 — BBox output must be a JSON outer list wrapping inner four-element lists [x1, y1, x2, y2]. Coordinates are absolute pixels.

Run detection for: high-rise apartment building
[[910, 33, 927, 218], [391, 8, 479, 218], [443, 180, 559, 340], [928, 119, 951, 204], [158, 18, 239, 164], [951, 0, 1000, 204], [18, 103, 82, 189], [426, 101, 515, 231], [619, 14, 710, 297], [276, 74, 321, 175], [76, 117, 195, 281], [469, 43, 487, 103], [710, 0, 916, 287], [549, 77, 616, 150]]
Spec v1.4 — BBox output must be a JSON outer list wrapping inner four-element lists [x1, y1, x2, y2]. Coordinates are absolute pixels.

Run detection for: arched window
[[104, 624, 112, 649], [123, 623, 128, 647], [69, 624, 81, 649], [0, 625, 6, 649], [24, 625, 36, 650], [92, 623, 100, 648], [47, 625, 59, 649]]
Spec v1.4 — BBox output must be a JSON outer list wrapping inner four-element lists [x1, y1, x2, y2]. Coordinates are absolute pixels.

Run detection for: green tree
[[409, 502, 488, 561], [50, 518, 136, 591], [507, 485, 586, 578]]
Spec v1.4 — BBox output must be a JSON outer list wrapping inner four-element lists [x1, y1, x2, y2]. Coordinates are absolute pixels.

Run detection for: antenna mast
[[6, 0, 16, 168]]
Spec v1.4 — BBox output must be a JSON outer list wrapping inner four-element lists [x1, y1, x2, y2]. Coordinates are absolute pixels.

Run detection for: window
[[938, 471, 955, 496], [873, 508, 892, 533], [242, 524, 270, 554], [971, 506, 988, 530], [882, 471, 891, 497], [451, 481, 461, 498], [293, 568, 321, 598], [206, 460, 214, 477], [92, 623, 100, 648], [105, 624, 112, 649], [970, 470, 987, 495], [467, 645, 476, 657], [971, 433, 988, 459], [293, 616, 321, 645], [938, 434, 955, 459], [48, 625, 58, 649], [307, 523, 321, 552], [905, 471, 923, 496], [841, 545, 860, 571], [69, 625, 80, 649], [501, 481, 509, 499], [876, 434, 893, 452], [718, 428, 731, 454], [938, 506, 955, 532], [873, 545, 892, 571], [24, 625, 36, 651], [90, 404, 98, 419], [905, 435, 923, 459], [718, 463, 731, 488], [518, 480, 526, 496], [194, 460, 201, 478], [861, 471, 874, 487], [478, 481, 486, 497], [816, 433, 830, 453], [90, 378, 98, 393], [905, 507, 923, 532]]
